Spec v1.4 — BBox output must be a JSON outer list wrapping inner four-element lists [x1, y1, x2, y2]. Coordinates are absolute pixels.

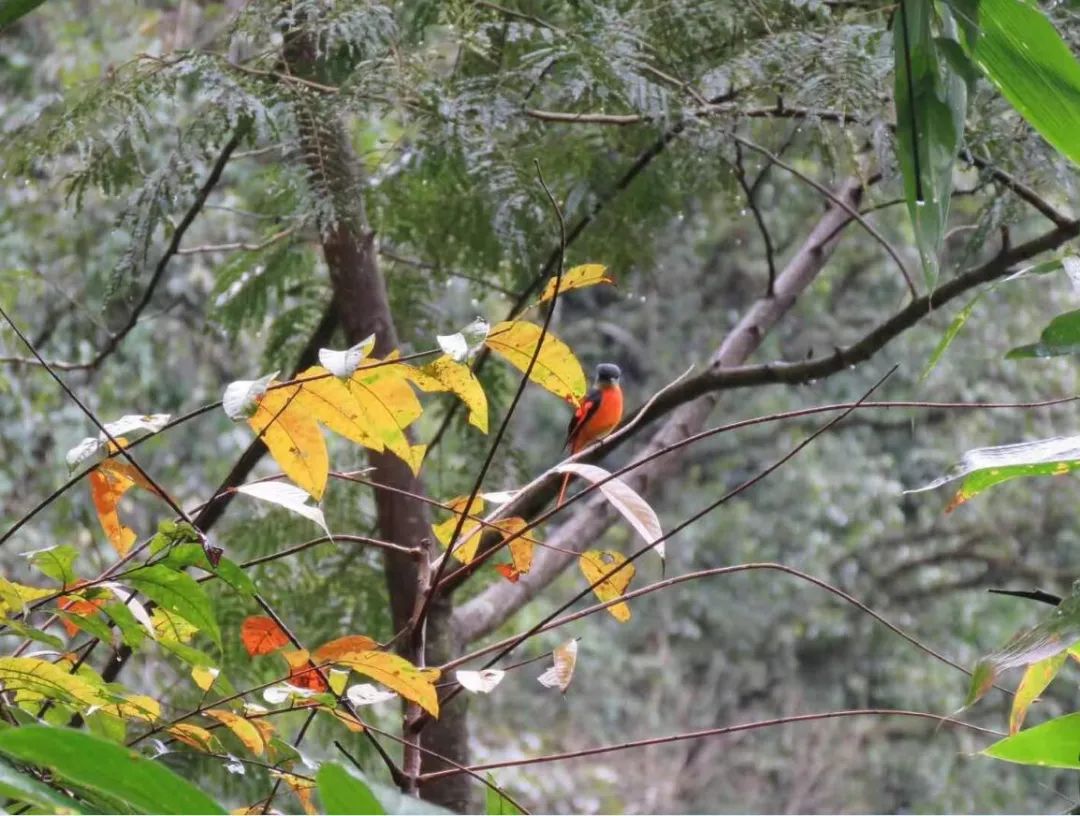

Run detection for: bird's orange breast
[[571, 385, 623, 452]]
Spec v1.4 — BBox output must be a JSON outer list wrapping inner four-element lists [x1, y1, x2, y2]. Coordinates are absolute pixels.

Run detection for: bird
[[556, 363, 624, 507]]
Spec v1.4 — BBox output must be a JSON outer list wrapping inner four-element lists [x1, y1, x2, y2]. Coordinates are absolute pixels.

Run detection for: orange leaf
[[495, 564, 521, 583], [58, 583, 106, 638], [241, 615, 290, 656], [313, 635, 379, 664], [248, 383, 329, 500], [88, 467, 137, 556], [332, 650, 439, 717], [578, 550, 634, 622], [282, 649, 328, 692]]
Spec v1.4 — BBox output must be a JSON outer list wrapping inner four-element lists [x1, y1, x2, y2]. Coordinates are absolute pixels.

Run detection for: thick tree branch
[[629, 217, 1080, 428]]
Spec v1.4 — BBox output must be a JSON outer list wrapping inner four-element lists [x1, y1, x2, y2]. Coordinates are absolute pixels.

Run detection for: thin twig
[[175, 226, 296, 255], [728, 132, 917, 298]]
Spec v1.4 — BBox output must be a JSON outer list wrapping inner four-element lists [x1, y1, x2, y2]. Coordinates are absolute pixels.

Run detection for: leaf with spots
[[907, 434, 1080, 511], [578, 550, 635, 622], [405, 355, 489, 433], [312, 635, 378, 663]]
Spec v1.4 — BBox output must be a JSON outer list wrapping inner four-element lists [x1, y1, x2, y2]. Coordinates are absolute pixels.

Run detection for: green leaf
[[949, 0, 1080, 167], [124, 565, 221, 647], [964, 581, 1080, 708], [103, 602, 148, 649], [154, 541, 255, 596], [0, 618, 65, 651], [485, 774, 524, 815], [57, 609, 113, 644], [27, 544, 79, 586], [0, 756, 86, 813], [0, 0, 48, 29], [317, 763, 385, 815], [983, 711, 1080, 768], [0, 726, 225, 814], [893, 0, 966, 288], [1007, 308, 1080, 358], [908, 433, 1080, 509]]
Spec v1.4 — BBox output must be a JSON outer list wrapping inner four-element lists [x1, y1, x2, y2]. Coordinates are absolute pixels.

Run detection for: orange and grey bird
[[556, 363, 624, 507]]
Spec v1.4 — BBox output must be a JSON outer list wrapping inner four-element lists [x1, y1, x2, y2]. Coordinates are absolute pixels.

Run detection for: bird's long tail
[[556, 472, 572, 508]]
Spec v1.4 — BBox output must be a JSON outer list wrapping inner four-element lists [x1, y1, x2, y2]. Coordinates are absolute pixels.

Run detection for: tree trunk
[[290, 94, 474, 808]]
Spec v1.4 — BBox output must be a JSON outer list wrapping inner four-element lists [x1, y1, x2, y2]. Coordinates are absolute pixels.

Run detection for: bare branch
[[418, 709, 1001, 781]]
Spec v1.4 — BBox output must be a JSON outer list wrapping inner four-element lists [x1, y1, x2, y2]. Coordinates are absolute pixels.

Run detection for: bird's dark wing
[[566, 386, 602, 449]]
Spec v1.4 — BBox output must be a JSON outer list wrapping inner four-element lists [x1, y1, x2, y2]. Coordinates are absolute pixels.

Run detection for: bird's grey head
[[595, 363, 621, 384]]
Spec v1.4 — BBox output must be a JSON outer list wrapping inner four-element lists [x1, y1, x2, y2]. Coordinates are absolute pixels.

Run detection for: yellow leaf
[[109, 694, 161, 722], [248, 716, 277, 749], [496, 517, 537, 575], [0, 579, 54, 618], [204, 708, 267, 756], [1010, 653, 1067, 734], [537, 264, 613, 304], [0, 657, 113, 710], [152, 608, 198, 643], [88, 467, 137, 556], [486, 321, 587, 404], [420, 667, 442, 682], [409, 355, 489, 433], [191, 665, 219, 691], [432, 495, 485, 564], [293, 366, 383, 450], [578, 550, 634, 622], [168, 723, 220, 753], [248, 383, 329, 500], [271, 771, 317, 815], [347, 361, 424, 474], [333, 650, 439, 718], [538, 639, 578, 693]]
